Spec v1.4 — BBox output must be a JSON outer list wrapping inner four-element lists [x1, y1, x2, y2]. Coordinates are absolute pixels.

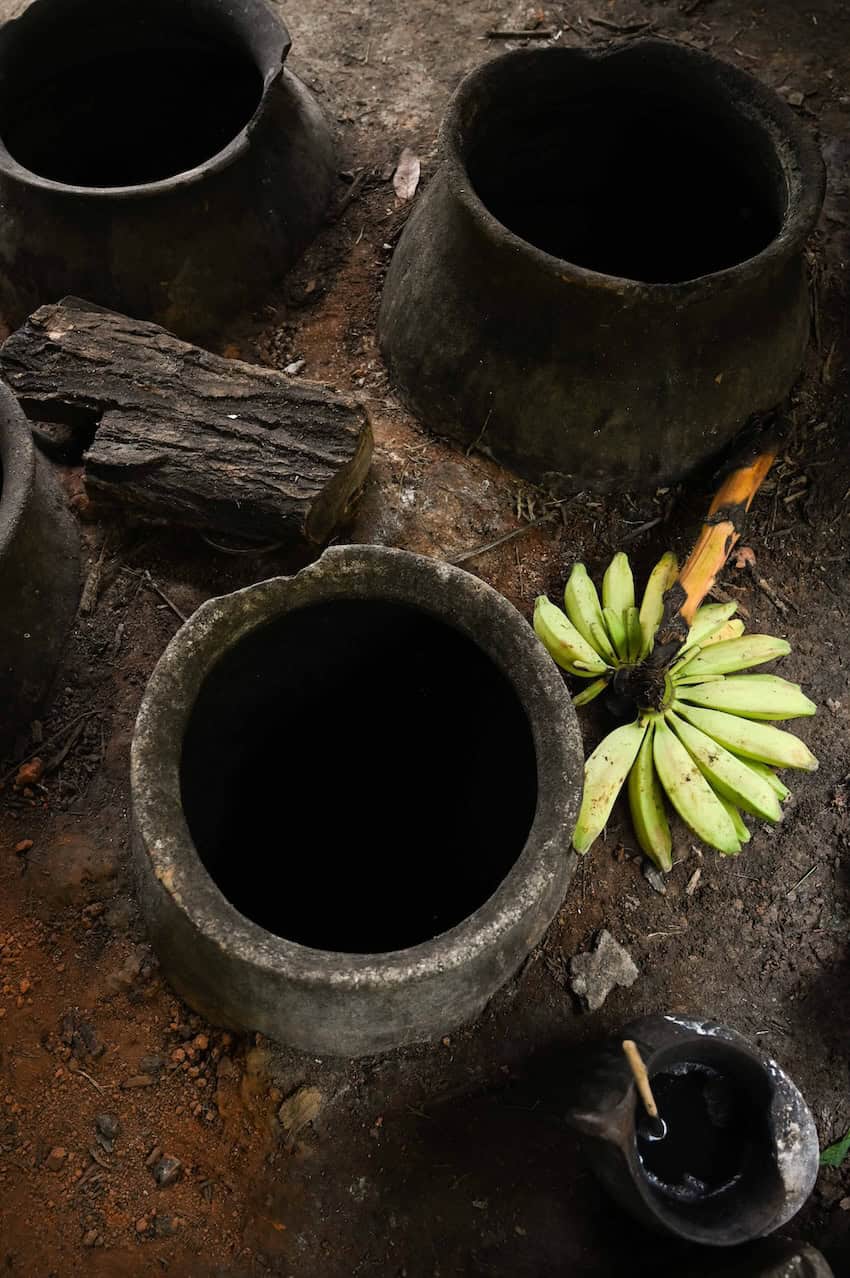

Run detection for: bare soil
[[2, 0, 850, 1275]]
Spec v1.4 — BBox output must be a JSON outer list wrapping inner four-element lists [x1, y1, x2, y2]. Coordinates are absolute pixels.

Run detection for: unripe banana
[[627, 719, 672, 871], [674, 701, 818, 771], [676, 634, 791, 678], [573, 719, 647, 854], [573, 677, 608, 707], [603, 606, 628, 662], [716, 794, 751, 846], [737, 757, 791, 801], [638, 551, 678, 657], [699, 617, 745, 648], [625, 606, 642, 664], [534, 596, 608, 676], [652, 717, 741, 855], [677, 674, 816, 721], [685, 601, 738, 649], [602, 551, 635, 615], [564, 565, 617, 664], [666, 710, 782, 822]]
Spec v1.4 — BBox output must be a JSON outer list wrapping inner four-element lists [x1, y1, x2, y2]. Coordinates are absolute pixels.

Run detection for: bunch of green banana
[[534, 552, 817, 870]]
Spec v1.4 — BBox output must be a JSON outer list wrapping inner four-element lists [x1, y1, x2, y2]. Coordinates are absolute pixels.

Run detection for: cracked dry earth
[[1, 0, 850, 1275]]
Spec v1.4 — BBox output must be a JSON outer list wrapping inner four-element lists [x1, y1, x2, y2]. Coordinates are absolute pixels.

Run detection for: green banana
[[677, 674, 816, 721], [667, 710, 782, 822], [603, 606, 629, 662], [602, 552, 635, 616], [625, 606, 642, 664], [716, 794, 751, 847], [652, 717, 741, 855], [736, 757, 791, 801], [699, 617, 745, 648], [573, 719, 647, 854], [533, 596, 608, 676], [638, 551, 678, 657], [674, 701, 818, 771], [675, 634, 791, 678], [573, 677, 608, 707], [627, 719, 672, 871], [564, 564, 616, 663], [684, 601, 739, 649]]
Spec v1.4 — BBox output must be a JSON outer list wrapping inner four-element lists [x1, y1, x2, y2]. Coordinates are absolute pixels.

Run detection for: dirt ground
[[2, 0, 850, 1275]]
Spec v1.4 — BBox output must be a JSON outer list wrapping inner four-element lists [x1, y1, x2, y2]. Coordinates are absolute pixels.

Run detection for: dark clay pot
[[130, 545, 583, 1056], [0, 382, 80, 756], [566, 1015, 819, 1246], [0, 0, 335, 339], [378, 40, 825, 492]]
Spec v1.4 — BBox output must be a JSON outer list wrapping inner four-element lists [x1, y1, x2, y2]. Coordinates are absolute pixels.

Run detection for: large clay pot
[[130, 545, 583, 1056], [0, 0, 335, 339], [378, 40, 825, 492], [0, 382, 80, 756]]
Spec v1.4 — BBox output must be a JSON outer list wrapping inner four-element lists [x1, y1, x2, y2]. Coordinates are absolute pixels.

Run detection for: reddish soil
[[2, 0, 850, 1275]]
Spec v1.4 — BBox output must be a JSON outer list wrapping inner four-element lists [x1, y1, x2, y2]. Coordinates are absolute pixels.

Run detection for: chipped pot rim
[[441, 38, 825, 300], [130, 544, 582, 988]]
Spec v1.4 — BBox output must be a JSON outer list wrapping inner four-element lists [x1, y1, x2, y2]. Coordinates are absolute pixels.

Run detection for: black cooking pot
[[0, 0, 335, 338], [378, 40, 825, 492]]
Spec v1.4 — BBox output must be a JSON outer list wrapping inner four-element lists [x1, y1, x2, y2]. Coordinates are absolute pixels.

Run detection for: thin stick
[[622, 1040, 659, 1120]]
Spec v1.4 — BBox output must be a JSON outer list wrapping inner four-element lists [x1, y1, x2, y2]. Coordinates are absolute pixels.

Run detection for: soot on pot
[[180, 599, 539, 954]]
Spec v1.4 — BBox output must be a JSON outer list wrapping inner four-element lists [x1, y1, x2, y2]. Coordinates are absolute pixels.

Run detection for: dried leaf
[[393, 148, 421, 201], [821, 1128, 850, 1167]]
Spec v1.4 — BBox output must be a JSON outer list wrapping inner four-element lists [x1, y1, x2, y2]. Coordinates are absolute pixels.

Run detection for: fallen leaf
[[393, 148, 421, 201], [821, 1128, 850, 1168]]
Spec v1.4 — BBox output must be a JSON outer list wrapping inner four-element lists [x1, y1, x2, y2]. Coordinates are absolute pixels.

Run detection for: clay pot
[[0, 382, 80, 756], [565, 1015, 819, 1246], [0, 0, 335, 339], [130, 545, 582, 1056], [378, 40, 825, 492]]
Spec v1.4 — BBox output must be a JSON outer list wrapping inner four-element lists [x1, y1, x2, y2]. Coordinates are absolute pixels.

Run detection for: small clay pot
[[0, 382, 80, 756], [565, 1015, 819, 1246], [130, 545, 583, 1056], [0, 0, 335, 338], [378, 40, 825, 492]]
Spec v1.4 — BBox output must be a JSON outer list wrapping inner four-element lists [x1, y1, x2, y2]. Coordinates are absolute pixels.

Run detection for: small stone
[[284, 359, 306, 376], [135, 1217, 149, 1234], [145, 1145, 163, 1167], [840, 1197, 850, 1211], [170, 1048, 186, 1064], [14, 840, 33, 855], [82, 1229, 99, 1247], [44, 1146, 67, 1171], [642, 860, 667, 895], [19, 977, 31, 995], [152, 1155, 182, 1187], [14, 759, 43, 789], [139, 1055, 164, 1075], [787, 89, 805, 107], [95, 1113, 120, 1152], [570, 930, 639, 1012], [193, 1034, 209, 1052], [278, 1087, 324, 1139], [122, 1074, 155, 1089]]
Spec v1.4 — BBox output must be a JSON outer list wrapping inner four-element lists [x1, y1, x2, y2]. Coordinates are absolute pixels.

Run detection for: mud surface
[[2, 0, 850, 1274]]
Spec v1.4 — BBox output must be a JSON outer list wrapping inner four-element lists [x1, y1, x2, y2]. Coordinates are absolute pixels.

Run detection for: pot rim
[[441, 38, 825, 298], [0, 382, 35, 561], [0, 0, 291, 200], [130, 544, 582, 989]]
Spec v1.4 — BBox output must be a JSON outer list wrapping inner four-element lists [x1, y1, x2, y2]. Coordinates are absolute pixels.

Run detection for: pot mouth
[[131, 546, 581, 981], [0, 0, 291, 198], [442, 40, 825, 294], [0, 382, 35, 560]]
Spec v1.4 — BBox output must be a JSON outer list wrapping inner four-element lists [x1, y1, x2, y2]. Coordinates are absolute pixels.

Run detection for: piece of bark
[[0, 298, 372, 543]]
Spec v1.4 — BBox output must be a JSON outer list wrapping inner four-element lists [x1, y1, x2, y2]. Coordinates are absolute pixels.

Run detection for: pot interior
[[632, 1039, 785, 1236], [461, 49, 788, 283], [0, 0, 265, 186], [180, 598, 539, 953]]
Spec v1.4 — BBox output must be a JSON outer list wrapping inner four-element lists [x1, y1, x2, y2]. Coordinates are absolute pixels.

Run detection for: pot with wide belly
[[0, 0, 335, 339], [0, 381, 80, 756], [130, 545, 583, 1056], [378, 40, 825, 492]]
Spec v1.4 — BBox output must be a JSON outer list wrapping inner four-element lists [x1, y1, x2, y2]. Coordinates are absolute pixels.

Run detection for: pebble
[[642, 860, 667, 895], [570, 930, 639, 1012], [139, 1055, 164, 1075], [95, 1113, 120, 1152], [44, 1146, 67, 1171], [145, 1145, 163, 1168], [152, 1155, 183, 1187], [122, 1074, 155, 1089], [14, 759, 43, 789], [14, 840, 34, 855], [82, 1229, 99, 1247]]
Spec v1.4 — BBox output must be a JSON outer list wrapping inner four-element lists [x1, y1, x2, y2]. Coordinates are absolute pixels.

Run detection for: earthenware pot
[[0, 382, 80, 756], [0, 0, 335, 338], [378, 40, 825, 492], [565, 1015, 819, 1246], [131, 545, 583, 1056]]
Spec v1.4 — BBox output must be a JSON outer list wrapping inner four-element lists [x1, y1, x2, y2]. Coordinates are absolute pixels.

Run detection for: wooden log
[[0, 298, 373, 544]]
